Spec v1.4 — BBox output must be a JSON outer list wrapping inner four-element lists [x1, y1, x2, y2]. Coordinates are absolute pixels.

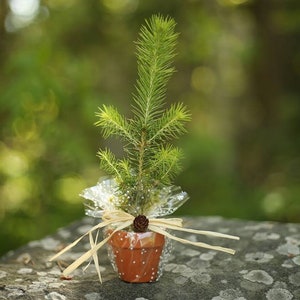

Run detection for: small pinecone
[[133, 215, 149, 232]]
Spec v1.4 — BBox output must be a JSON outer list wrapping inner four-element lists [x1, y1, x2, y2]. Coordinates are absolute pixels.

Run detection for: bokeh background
[[1, 0, 299, 256]]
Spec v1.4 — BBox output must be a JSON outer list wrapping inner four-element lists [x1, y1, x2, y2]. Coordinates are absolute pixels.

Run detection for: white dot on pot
[[136, 275, 139, 278], [121, 259, 123, 263], [133, 261, 136, 264], [142, 261, 146, 264]]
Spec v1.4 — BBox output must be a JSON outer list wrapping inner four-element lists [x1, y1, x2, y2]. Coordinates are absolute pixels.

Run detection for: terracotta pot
[[107, 230, 165, 283]]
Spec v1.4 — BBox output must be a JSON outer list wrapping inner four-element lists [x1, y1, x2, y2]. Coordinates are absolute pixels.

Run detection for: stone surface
[[1, 216, 300, 299]]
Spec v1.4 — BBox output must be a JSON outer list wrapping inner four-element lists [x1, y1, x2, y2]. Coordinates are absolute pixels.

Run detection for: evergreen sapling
[[95, 15, 191, 215], [49, 15, 239, 284]]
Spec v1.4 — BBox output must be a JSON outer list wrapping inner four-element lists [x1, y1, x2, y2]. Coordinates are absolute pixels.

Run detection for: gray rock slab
[[1, 216, 300, 299]]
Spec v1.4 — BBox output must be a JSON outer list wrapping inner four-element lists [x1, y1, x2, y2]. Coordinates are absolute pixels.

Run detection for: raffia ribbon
[[50, 210, 239, 283]]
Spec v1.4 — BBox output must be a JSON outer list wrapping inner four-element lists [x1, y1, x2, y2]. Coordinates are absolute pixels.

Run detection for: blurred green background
[[1, 0, 300, 256]]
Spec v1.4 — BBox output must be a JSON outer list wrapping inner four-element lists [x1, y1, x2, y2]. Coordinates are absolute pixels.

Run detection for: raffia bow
[[50, 210, 239, 283]]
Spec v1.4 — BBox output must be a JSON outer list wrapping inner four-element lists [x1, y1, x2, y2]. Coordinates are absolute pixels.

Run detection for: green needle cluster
[[95, 15, 190, 214]]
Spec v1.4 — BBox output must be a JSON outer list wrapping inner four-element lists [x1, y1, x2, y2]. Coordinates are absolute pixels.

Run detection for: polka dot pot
[[107, 230, 165, 283]]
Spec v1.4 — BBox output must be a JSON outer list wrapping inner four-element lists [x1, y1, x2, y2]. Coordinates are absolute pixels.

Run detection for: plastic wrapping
[[79, 177, 185, 282], [105, 228, 172, 283], [81, 177, 189, 218]]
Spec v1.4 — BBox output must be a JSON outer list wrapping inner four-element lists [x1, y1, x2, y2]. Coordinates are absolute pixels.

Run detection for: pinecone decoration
[[133, 215, 149, 232]]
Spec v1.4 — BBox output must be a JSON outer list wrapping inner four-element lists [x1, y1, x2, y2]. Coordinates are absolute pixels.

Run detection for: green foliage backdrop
[[1, 0, 299, 255]]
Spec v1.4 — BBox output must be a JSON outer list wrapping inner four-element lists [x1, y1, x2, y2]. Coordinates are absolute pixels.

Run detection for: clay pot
[[107, 230, 165, 283]]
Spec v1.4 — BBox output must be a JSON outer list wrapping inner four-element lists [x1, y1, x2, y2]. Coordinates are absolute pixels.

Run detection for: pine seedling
[[95, 15, 191, 215]]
